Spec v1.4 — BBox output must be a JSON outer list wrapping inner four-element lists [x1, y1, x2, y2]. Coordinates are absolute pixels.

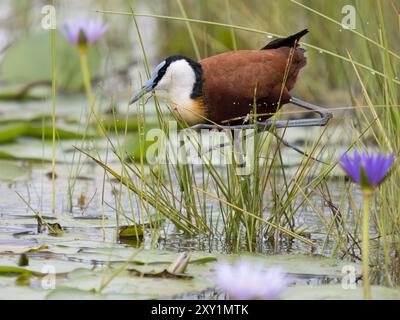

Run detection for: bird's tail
[[261, 29, 309, 50]]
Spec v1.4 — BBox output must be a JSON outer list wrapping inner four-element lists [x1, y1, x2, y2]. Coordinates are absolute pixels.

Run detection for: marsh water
[[1, 0, 400, 299], [1, 92, 400, 299], [0, 161, 330, 252], [0, 161, 342, 297]]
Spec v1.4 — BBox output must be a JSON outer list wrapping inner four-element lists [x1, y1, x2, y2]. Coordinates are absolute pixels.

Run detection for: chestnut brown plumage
[[130, 29, 331, 130], [200, 47, 307, 125]]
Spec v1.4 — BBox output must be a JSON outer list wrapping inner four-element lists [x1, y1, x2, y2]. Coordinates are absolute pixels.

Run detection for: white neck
[[155, 59, 204, 124], [169, 60, 196, 103]]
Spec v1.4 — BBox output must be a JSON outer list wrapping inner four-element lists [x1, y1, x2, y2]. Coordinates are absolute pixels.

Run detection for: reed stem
[[79, 49, 97, 119], [362, 190, 372, 300], [50, 2, 56, 215]]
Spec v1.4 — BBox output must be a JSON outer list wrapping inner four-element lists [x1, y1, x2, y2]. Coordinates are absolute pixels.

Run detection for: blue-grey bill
[[129, 87, 150, 105], [129, 73, 158, 105]]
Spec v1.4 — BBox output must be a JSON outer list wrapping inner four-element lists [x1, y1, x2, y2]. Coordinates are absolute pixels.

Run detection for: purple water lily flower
[[212, 260, 289, 300], [62, 17, 107, 47], [339, 150, 394, 189]]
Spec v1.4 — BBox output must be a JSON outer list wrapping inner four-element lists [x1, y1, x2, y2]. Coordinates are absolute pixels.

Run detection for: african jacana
[[130, 29, 332, 130]]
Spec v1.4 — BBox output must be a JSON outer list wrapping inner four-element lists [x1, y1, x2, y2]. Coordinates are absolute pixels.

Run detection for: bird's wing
[[200, 49, 306, 124]]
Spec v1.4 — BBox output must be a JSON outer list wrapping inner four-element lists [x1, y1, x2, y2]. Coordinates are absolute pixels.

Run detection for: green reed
[[86, 0, 400, 287], [50, 0, 57, 214]]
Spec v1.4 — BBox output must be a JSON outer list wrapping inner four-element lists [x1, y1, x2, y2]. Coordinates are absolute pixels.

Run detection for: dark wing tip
[[296, 29, 309, 41], [261, 29, 309, 50]]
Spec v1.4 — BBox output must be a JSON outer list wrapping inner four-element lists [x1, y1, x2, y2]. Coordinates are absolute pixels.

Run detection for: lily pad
[[0, 241, 396, 300], [0, 138, 115, 163], [1, 32, 100, 92], [283, 284, 400, 300], [0, 286, 49, 300], [0, 161, 31, 181], [46, 287, 155, 300], [0, 83, 51, 101], [118, 225, 144, 240], [0, 123, 31, 143], [222, 253, 361, 278], [0, 244, 48, 254], [0, 266, 43, 277]]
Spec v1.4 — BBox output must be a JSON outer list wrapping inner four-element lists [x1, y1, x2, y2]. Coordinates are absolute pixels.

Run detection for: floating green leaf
[[282, 284, 400, 300], [0, 244, 48, 254], [1, 32, 100, 92], [0, 123, 30, 143], [0, 266, 42, 277], [118, 225, 144, 240], [0, 160, 31, 181]]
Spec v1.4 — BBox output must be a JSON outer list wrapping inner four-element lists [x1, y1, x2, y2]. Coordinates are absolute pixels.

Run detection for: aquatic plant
[[340, 150, 395, 299], [81, 0, 400, 290], [340, 151, 394, 190], [62, 17, 107, 117], [62, 17, 107, 48], [212, 260, 289, 300]]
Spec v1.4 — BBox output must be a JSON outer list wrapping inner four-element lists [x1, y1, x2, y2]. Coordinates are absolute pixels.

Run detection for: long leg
[[284, 97, 333, 128], [189, 97, 332, 131], [187, 97, 332, 163], [197, 128, 327, 165]]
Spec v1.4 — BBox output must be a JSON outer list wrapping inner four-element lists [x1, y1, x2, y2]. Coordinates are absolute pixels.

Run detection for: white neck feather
[[165, 60, 195, 101], [155, 59, 204, 124]]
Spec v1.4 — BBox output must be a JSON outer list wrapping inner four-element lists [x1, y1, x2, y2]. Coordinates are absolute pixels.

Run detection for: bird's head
[[130, 55, 202, 104]]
